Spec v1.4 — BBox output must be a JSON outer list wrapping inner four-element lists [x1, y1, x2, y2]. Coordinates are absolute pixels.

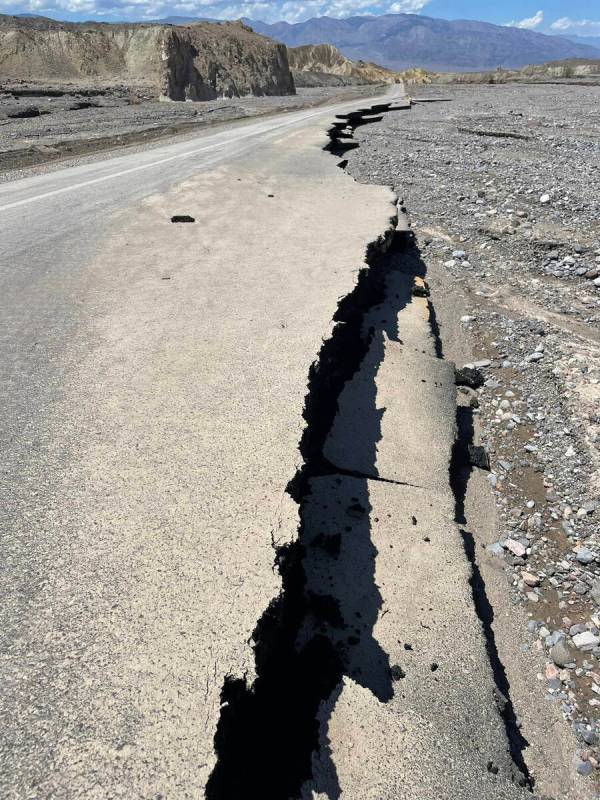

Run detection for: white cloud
[[0, 0, 431, 21], [389, 0, 429, 12], [506, 9, 543, 30], [550, 17, 600, 34]]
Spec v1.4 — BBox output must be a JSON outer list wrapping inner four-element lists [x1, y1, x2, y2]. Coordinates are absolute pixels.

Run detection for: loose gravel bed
[[345, 83, 600, 788]]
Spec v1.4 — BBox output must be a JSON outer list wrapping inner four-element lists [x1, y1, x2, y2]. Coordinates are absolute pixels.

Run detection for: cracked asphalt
[[1, 86, 534, 798]]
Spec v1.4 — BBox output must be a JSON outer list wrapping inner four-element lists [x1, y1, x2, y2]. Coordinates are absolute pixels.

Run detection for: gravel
[[344, 82, 600, 782]]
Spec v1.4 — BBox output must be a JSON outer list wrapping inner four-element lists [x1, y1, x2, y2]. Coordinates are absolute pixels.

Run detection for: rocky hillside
[[288, 43, 427, 86], [0, 15, 295, 100], [246, 13, 600, 72]]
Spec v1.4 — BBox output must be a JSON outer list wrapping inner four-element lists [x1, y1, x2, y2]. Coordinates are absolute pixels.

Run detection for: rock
[[468, 444, 490, 470], [452, 249, 466, 259], [580, 728, 598, 746], [550, 639, 575, 668], [573, 631, 600, 650], [590, 580, 600, 605], [455, 366, 484, 389], [575, 758, 593, 776], [575, 547, 595, 565], [570, 624, 587, 637], [540, 193, 551, 204], [521, 571, 540, 587], [504, 538, 527, 557]]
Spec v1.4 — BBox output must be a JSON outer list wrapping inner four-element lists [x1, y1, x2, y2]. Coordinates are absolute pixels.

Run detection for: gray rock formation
[[0, 15, 295, 100], [161, 22, 295, 101]]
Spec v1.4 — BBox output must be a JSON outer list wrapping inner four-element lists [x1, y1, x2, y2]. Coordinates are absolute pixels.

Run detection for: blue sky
[[1, 0, 598, 38]]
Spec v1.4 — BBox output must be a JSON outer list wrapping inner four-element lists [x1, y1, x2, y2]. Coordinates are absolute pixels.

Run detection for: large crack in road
[[207, 211, 405, 799], [206, 103, 532, 798], [0, 90, 544, 799]]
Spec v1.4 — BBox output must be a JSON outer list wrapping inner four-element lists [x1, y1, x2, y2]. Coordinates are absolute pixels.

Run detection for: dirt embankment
[[431, 58, 600, 85], [0, 15, 296, 100]]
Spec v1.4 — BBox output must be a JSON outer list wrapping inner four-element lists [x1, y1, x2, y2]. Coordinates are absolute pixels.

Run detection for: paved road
[[0, 88, 395, 798], [0, 86, 527, 799]]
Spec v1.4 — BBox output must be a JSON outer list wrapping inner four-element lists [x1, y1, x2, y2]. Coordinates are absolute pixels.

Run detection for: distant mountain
[[561, 34, 600, 51], [242, 13, 600, 72]]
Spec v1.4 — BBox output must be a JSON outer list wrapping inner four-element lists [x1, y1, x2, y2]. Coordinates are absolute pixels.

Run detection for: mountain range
[[14, 11, 600, 73], [244, 14, 600, 72]]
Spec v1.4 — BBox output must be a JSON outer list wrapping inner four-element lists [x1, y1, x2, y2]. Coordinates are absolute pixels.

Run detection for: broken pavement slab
[[323, 337, 456, 491], [301, 475, 527, 799]]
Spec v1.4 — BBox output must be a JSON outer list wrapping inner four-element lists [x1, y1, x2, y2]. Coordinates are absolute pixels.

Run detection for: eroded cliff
[[0, 15, 295, 100]]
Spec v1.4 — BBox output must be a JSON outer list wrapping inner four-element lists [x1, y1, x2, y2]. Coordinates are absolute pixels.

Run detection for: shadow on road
[[206, 232, 427, 799]]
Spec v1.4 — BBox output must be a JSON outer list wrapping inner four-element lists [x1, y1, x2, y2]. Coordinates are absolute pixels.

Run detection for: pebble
[[505, 538, 527, 557], [575, 758, 593, 776], [522, 571, 540, 587]]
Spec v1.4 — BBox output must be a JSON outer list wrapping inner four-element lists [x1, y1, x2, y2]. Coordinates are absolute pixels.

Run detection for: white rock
[[573, 631, 600, 650], [540, 193, 551, 204]]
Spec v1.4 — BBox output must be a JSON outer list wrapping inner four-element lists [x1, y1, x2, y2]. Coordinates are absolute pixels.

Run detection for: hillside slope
[[288, 43, 426, 84], [246, 13, 600, 71], [0, 15, 295, 100]]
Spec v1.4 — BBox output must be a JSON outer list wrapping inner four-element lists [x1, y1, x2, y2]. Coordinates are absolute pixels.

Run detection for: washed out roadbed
[[345, 83, 600, 795]]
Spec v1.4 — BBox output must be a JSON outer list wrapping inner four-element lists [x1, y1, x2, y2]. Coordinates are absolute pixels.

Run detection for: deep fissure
[[206, 99, 421, 800], [207, 96, 531, 798], [450, 406, 534, 789], [206, 221, 413, 799]]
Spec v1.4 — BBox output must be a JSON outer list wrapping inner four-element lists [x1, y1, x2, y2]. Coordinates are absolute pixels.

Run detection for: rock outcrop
[[288, 43, 427, 86], [0, 15, 295, 100], [160, 21, 295, 100]]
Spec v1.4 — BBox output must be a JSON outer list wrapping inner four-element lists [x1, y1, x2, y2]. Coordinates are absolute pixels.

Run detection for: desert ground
[[342, 81, 600, 791]]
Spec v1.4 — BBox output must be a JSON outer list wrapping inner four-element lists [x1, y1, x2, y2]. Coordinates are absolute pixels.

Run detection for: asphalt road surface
[[0, 87, 528, 799]]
